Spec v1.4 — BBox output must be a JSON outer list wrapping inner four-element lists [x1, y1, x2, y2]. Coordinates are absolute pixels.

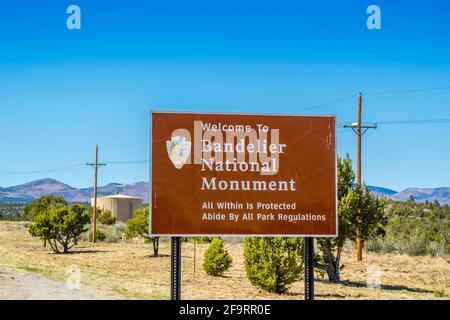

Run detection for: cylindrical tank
[[91, 194, 143, 223]]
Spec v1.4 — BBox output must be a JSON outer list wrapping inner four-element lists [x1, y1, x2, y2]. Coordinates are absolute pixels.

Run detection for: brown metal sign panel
[[150, 112, 337, 236]]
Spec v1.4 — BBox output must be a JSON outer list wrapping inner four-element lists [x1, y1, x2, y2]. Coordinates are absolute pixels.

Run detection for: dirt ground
[[0, 267, 117, 300], [0, 221, 448, 300]]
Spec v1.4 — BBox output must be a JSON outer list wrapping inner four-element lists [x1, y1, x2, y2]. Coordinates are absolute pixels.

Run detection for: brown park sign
[[150, 112, 337, 236]]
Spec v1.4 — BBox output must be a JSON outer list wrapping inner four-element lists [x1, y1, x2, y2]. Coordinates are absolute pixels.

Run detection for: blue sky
[[0, 0, 449, 191]]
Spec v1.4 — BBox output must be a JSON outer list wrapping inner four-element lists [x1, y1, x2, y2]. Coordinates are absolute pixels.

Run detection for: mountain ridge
[[1, 179, 449, 205], [0, 179, 150, 203]]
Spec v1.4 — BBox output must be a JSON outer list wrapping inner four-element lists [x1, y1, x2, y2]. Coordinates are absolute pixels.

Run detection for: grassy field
[[0, 221, 448, 300]]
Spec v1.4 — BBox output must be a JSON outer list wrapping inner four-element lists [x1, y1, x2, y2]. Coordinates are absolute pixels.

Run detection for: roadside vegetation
[[28, 203, 90, 253], [0, 155, 448, 298], [0, 203, 26, 221], [203, 237, 232, 276], [124, 207, 159, 256], [244, 237, 303, 293], [315, 155, 386, 283], [367, 198, 449, 257], [0, 222, 448, 300]]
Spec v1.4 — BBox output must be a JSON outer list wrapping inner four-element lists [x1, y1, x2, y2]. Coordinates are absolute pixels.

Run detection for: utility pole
[[343, 93, 377, 261], [86, 144, 106, 243]]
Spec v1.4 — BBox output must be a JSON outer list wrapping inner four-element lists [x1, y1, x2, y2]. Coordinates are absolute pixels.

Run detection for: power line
[[297, 86, 450, 114], [100, 141, 149, 147], [3, 115, 449, 174], [374, 118, 450, 125], [0, 160, 148, 175], [0, 142, 148, 162], [0, 164, 84, 175], [366, 85, 450, 96], [0, 146, 94, 161], [299, 85, 450, 114], [107, 160, 148, 164], [297, 94, 356, 113], [338, 118, 450, 127], [337, 129, 354, 134]]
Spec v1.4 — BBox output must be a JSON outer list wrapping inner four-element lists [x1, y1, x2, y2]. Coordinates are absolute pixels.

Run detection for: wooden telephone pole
[[86, 144, 106, 243], [344, 93, 377, 261]]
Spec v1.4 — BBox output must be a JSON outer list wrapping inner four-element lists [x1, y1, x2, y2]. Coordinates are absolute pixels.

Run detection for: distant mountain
[[367, 185, 450, 205], [0, 179, 149, 203], [0, 179, 75, 203], [367, 186, 398, 197], [390, 187, 450, 204], [1, 179, 449, 205]]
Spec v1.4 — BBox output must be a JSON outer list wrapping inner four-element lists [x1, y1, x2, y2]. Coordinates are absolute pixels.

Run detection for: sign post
[[304, 237, 314, 300], [150, 112, 337, 300], [170, 237, 181, 300]]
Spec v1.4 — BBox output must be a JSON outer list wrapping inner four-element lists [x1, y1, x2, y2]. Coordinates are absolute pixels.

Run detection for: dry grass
[[0, 221, 448, 300]]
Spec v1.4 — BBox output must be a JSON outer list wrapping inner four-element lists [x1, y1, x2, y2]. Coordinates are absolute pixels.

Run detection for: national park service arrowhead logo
[[166, 136, 191, 169]]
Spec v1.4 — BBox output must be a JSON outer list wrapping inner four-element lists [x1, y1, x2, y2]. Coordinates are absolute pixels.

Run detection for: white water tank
[[91, 194, 143, 223]]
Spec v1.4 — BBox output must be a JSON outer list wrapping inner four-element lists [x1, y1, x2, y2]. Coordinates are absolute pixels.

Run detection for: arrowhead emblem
[[166, 136, 191, 169]]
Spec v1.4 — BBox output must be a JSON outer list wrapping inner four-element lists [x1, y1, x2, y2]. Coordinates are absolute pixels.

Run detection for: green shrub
[[428, 240, 447, 257], [433, 288, 445, 298], [244, 237, 303, 293], [203, 238, 232, 276], [125, 207, 159, 256], [83, 222, 126, 243], [89, 230, 106, 242], [98, 209, 116, 225], [24, 195, 68, 220], [86, 207, 102, 222], [102, 223, 126, 242], [193, 237, 213, 244], [0, 203, 27, 221], [366, 200, 449, 257], [366, 238, 383, 252], [28, 203, 90, 253]]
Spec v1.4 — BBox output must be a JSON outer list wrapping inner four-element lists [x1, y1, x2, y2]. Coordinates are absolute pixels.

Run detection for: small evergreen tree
[[89, 230, 106, 242], [29, 203, 90, 253], [86, 206, 101, 220], [244, 237, 303, 293], [125, 207, 159, 256], [203, 238, 232, 276], [193, 237, 213, 244], [24, 195, 68, 248], [98, 209, 116, 225], [24, 195, 68, 220], [316, 155, 387, 282]]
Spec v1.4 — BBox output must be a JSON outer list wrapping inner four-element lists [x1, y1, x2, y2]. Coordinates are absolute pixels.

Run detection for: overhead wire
[[297, 94, 357, 113], [0, 164, 85, 175], [366, 85, 450, 96], [2, 86, 450, 174]]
